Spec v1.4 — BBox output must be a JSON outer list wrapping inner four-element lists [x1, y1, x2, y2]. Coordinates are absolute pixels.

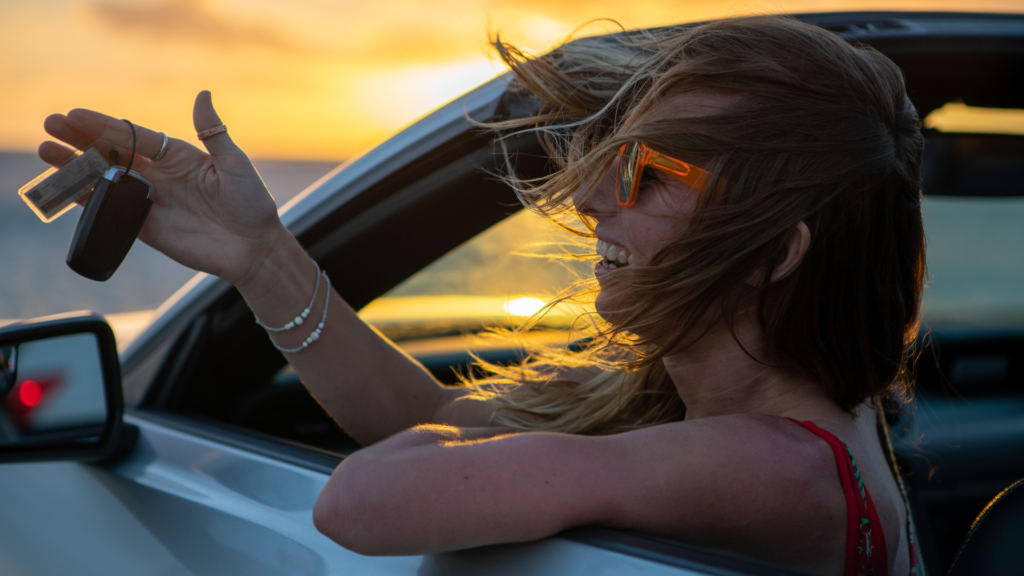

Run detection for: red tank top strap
[[785, 418, 889, 576]]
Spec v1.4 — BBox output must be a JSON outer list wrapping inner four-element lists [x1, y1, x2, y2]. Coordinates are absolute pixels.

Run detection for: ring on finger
[[154, 132, 169, 162], [197, 125, 227, 140]]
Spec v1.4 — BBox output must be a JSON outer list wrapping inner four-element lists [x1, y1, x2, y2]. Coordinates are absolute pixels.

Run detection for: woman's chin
[[593, 291, 625, 325], [593, 263, 633, 321]]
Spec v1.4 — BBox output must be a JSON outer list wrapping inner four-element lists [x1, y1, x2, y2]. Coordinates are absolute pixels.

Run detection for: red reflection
[[5, 373, 62, 429], [18, 380, 42, 407]]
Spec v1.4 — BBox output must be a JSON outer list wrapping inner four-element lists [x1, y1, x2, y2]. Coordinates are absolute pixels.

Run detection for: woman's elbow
[[313, 458, 410, 556], [312, 463, 370, 553], [313, 471, 352, 546]]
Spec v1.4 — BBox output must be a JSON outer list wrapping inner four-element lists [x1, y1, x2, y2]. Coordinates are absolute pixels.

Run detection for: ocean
[[0, 151, 339, 320]]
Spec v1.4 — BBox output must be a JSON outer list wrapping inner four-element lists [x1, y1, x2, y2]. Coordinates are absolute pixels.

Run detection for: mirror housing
[[0, 313, 124, 463]]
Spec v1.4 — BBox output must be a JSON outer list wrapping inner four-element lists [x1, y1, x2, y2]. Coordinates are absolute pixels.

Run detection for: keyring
[[120, 119, 137, 178]]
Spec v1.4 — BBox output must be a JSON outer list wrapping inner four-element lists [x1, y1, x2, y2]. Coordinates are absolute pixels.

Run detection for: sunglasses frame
[[617, 141, 714, 207]]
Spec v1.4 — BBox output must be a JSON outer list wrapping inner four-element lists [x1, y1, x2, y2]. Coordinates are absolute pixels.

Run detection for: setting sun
[[504, 297, 547, 317]]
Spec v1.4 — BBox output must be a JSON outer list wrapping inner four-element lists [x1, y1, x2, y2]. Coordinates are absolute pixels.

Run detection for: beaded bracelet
[[269, 272, 331, 354], [255, 261, 321, 332]]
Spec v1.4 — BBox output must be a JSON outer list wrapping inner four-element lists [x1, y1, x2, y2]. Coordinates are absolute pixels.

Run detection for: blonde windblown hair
[[463, 15, 926, 435]]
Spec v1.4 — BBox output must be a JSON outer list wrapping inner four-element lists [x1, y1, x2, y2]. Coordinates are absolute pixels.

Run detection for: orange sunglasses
[[616, 141, 714, 207]]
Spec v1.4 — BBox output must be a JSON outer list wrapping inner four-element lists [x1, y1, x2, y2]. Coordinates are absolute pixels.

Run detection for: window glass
[[921, 196, 1024, 326], [360, 209, 594, 341]]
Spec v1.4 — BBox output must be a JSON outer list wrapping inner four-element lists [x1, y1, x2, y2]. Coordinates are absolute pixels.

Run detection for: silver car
[[1, 11, 1023, 575]]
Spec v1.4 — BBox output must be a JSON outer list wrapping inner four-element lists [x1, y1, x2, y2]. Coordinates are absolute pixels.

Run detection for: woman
[[39, 16, 923, 575]]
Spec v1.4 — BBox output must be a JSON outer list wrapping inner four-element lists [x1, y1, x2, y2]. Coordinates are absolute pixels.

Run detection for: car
[[1, 11, 1023, 575]]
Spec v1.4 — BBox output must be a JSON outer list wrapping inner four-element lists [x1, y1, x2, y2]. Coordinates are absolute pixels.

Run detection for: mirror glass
[[0, 333, 107, 446]]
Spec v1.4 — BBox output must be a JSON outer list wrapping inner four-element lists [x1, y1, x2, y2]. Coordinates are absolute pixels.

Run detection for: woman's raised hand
[[38, 91, 285, 288]]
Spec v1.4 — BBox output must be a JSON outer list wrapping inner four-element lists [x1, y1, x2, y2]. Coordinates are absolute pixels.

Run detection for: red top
[[785, 418, 917, 576]]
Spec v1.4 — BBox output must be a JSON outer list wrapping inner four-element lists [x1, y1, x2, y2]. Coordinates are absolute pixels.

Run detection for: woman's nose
[[573, 164, 619, 216]]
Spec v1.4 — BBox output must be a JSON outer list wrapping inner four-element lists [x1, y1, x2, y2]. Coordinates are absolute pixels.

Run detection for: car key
[[65, 119, 156, 282], [66, 165, 155, 281]]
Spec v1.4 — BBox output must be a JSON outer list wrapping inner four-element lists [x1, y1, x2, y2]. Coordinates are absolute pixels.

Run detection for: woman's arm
[[311, 414, 845, 559], [234, 240, 496, 443], [312, 424, 621, 556], [38, 93, 496, 444]]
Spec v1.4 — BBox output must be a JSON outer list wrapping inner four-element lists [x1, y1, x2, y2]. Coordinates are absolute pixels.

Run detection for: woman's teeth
[[597, 240, 633, 268]]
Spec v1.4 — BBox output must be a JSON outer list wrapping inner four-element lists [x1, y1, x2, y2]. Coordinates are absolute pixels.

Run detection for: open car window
[[360, 208, 593, 341]]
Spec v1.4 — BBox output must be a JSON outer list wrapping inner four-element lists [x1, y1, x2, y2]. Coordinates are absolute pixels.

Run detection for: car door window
[[360, 208, 592, 341]]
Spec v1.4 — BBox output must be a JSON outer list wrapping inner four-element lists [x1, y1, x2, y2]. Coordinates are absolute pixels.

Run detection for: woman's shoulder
[[609, 413, 846, 522], [656, 413, 842, 483], [603, 413, 847, 571], [632, 411, 841, 454]]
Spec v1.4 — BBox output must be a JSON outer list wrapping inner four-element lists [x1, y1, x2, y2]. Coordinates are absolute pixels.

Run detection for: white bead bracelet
[[269, 271, 331, 354], [255, 260, 321, 332]]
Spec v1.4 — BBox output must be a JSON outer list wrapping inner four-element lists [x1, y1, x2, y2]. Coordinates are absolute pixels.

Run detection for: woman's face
[[574, 92, 737, 320]]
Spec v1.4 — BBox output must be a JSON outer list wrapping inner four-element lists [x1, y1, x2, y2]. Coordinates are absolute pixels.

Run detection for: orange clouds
[[88, 0, 300, 51], [1, 0, 1022, 160]]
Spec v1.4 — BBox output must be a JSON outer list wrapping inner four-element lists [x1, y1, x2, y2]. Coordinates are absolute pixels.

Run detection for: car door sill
[[124, 409, 344, 474]]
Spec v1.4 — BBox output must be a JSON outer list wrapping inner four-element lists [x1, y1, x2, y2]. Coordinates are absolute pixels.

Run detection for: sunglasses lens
[[618, 142, 640, 205]]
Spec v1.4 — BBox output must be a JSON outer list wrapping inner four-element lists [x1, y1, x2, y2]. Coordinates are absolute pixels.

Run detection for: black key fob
[[67, 166, 155, 281]]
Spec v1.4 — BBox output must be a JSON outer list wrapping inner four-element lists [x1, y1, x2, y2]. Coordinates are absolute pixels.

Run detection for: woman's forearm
[[234, 228, 491, 445], [313, 424, 523, 555]]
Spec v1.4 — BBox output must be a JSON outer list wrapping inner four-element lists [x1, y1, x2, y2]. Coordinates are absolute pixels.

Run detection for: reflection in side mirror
[[0, 334, 107, 446], [0, 313, 123, 464]]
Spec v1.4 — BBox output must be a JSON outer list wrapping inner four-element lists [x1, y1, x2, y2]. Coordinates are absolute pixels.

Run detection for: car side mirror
[[0, 313, 124, 464]]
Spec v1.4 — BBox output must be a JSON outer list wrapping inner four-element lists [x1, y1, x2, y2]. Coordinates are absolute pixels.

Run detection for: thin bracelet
[[256, 261, 321, 332], [270, 272, 330, 354]]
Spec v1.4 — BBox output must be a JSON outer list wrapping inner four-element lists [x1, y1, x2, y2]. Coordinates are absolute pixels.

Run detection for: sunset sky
[[1, 0, 1022, 161]]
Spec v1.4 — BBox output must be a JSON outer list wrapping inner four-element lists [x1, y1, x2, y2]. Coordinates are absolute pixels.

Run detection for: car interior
[[124, 12, 1024, 576]]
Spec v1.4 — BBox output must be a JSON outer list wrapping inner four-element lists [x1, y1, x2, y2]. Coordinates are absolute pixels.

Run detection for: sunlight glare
[[504, 297, 547, 317], [355, 58, 501, 131], [925, 102, 1024, 136], [514, 14, 574, 52]]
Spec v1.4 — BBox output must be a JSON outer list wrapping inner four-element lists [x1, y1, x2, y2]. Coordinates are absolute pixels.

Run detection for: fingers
[[193, 90, 243, 157], [40, 121, 138, 172], [44, 113, 99, 151], [37, 140, 79, 167], [64, 109, 169, 161], [41, 91, 240, 169]]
